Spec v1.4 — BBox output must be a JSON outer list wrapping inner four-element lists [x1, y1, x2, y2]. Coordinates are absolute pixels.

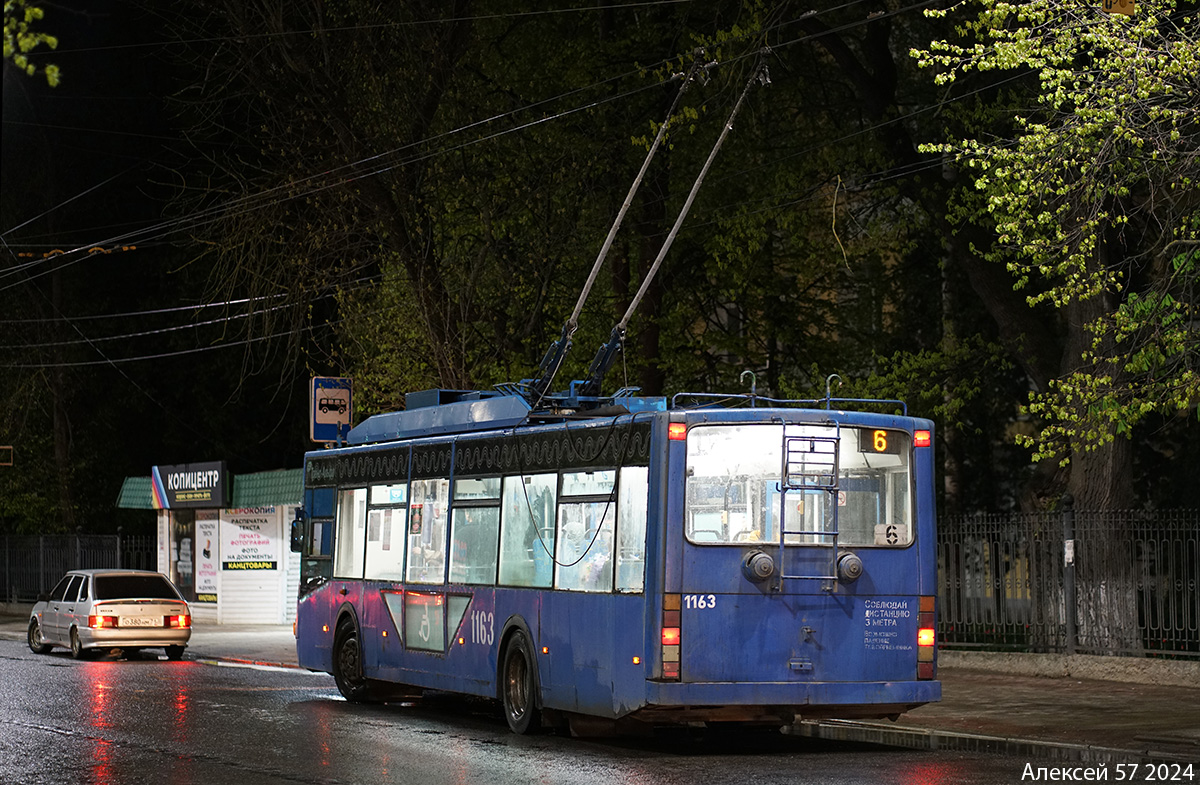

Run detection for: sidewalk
[[2, 612, 1197, 763]]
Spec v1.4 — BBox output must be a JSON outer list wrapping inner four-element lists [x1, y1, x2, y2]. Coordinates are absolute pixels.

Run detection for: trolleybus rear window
[[685, 424, 913, 547]]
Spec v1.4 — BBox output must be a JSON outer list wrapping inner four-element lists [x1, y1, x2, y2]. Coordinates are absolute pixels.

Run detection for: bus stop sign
[[311, 377, 352, 444]]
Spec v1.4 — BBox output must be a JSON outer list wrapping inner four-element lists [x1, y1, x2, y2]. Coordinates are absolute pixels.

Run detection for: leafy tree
[[912, 0, 1199, 649], [913, 0, 1200, 510], [3, 0, 59, 85]]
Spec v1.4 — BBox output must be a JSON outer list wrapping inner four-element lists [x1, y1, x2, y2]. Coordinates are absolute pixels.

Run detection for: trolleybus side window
[[498, 473, 557, 588], [364, 483, 407, 581], [449, 477, 501, 585], [555, 470, 616, 593], [333, 488, 368, 579], [616, 466, 649, 593], [406, 478, 451, 584]]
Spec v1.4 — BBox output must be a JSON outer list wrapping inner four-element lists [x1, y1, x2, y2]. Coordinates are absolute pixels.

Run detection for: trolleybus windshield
[[684, 423, 913, 547]]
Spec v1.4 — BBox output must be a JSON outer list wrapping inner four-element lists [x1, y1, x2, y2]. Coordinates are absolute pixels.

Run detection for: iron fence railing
[[1, 532, 156, 603], [938, 504, 1199, 658]]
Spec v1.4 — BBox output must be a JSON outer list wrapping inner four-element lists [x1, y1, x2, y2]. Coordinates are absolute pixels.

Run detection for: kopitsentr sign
[[151, 461, 229, 509]]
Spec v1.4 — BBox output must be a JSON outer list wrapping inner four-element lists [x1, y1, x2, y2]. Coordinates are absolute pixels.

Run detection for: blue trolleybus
[[291, 387, 941, 734]]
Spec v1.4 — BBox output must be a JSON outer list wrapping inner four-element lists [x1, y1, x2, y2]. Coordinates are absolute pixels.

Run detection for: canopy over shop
[[118, 464, 302, 625]]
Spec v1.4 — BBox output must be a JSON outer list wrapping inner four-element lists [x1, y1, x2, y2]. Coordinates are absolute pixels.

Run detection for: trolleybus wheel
[[501, 632, 541, 735], [332, 619, 376, 703]]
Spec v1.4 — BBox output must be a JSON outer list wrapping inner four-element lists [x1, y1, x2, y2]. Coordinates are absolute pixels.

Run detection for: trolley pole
[[1061, 493, 1077, 655]]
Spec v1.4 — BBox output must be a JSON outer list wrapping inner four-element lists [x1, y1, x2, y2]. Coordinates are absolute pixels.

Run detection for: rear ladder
[[774, 425, 841, 590]]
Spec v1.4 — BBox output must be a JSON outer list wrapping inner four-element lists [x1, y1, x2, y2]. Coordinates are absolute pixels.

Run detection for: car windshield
[[94, 574, 181, 600]]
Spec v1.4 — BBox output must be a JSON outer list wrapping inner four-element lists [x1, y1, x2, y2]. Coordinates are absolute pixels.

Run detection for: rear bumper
[[633, 679, 941, 722], [78, 627, 191, 650]]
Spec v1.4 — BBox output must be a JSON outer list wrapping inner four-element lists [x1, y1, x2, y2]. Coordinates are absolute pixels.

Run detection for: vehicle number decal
[[684, 594, 717, 610], [469, 610, 494, 646]]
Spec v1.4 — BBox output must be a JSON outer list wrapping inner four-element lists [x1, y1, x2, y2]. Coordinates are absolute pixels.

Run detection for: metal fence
[[1, 532, 157, 603], [938, 504, 1200, 658]]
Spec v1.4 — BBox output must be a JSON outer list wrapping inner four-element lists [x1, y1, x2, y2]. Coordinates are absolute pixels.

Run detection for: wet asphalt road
[[0, 639, 1027, 785]]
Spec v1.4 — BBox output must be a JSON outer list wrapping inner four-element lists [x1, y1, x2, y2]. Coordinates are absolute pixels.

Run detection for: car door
[[64, 574, 92, 642], [44, 574, 81, 644]]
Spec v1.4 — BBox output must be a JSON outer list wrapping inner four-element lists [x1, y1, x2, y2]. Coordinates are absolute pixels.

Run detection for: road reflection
[[84, 664, 116, 784]]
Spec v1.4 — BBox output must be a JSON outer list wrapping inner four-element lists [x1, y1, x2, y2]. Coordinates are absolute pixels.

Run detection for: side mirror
[[37, 592, 49, 602], [290, 508, 306, 554]]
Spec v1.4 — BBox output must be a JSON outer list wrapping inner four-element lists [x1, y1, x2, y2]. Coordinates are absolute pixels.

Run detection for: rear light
[[89, 615, 117, 629], [914, 429, 932, 448], [917, 595, 936, 679], [166, 615, 191, 629], [661, 594, 681, 680], [667, 423, 687, 441]]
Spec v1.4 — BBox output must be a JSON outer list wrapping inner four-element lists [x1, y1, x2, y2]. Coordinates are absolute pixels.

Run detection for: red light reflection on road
[[899, 761, 966, 785], [84, 666, 116, 784], [92, 738, 116, 784], [86, 667, 114, 730], [312, 701, 333, 768], [172, 682, 191, 743]]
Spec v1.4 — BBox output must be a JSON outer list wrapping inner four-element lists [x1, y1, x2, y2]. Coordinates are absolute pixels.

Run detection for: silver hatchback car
[[28, 569, 192, 660]]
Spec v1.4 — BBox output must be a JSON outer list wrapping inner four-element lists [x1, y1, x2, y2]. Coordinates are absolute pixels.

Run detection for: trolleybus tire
[[332, 619, 378, 703], [28, 619, 51, 654], [501, 632, 542, 735]]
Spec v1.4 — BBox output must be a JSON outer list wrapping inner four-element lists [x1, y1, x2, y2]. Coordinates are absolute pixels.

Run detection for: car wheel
[[501, 632, 542, 734], [27, 619, 52, 654], [165, 645, 185, 661], [69, 628, 88, 660]]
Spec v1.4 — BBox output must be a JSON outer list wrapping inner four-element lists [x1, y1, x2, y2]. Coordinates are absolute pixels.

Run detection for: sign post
[[311, 377, 352, 444]]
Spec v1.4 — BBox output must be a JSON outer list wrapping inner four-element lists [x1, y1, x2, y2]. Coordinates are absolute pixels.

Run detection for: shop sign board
[[195, 514, 219, 602], [221, 507, 280, 571], [151, 461, 228, 509]]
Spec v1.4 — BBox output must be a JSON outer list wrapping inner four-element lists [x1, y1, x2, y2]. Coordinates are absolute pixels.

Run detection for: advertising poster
[[195, 513, 219, 602], [221, 507, 279, 570]]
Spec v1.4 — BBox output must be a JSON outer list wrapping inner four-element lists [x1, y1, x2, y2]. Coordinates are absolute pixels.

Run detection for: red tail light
[[917, 595, 936, 679], [166, 615, 191, 629], [668, 423, 687, 441], [661, 594, 681, 680], [89, 615, 117, 629], [914, 429, 932, 447]]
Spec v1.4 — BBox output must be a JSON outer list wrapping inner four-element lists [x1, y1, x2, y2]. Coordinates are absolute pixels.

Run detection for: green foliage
[[3, 0, 59, 85], [913, 0, 1200, 465]]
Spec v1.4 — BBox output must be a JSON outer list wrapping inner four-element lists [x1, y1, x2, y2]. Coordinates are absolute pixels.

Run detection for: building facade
[[118, 465, 301, 625]]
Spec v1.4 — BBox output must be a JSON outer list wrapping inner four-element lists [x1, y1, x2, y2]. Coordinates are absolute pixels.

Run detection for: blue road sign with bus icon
[[311, 377, 352, 443]]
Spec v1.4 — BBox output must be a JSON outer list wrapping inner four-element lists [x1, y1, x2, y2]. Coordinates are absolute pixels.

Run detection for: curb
[[191, 656, 308, 672], [788, 719, 1197, 764]]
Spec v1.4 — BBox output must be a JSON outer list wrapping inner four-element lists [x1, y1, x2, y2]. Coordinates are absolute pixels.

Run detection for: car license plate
[[121, 616, 160, 627]]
